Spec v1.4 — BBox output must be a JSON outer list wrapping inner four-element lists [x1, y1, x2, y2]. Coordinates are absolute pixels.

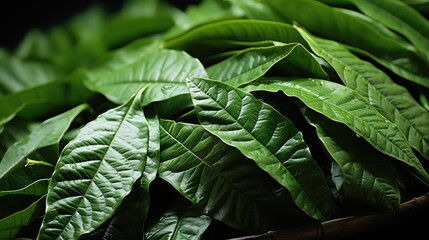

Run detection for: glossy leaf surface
[[243, 78, 429, 185], [186, 77, 337, 220], [207, 43, 327, 87], [159, 120, 309, 232], [297, 27, 429, 160], [85, 49, 207, 105], [37, 92, 149, 239]]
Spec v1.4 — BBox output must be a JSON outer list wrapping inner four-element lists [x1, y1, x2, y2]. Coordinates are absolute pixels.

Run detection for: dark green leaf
[[305, 110, 400, 211], [207, 43, 327, 86], [0, 196, 46, 240], [145, 204, 211, 240], [186, 77, 337, 220], [243, 78, 429, 186], [296, 27, 429, 160], [0, 179, 49, 198], [0, 104, 88, 190], [159, 120, 309, 232]]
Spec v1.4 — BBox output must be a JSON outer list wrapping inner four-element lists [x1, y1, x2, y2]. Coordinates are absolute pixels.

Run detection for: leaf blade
[[37, 92, 149, 239], [186, 77, 337, 220]]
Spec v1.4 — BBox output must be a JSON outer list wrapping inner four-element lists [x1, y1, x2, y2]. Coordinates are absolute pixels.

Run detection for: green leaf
[[243, 78, 429, 186], [0, 74, 92, 128], [186, 77, 337, 220], [0, 50, 58, 96], [37, 91, 149, 239], [305, 110, 401, 211], [0, 196, 46, 240], [207, 43, 327, 87], [163, 19, 307, 59], [350, 0, 429, 64], [85, 49, 207, 106], [231, 0, 429, 88], [296, 27, 429, 160], [159, 120, 309, 232], [0, 179, 49, 198], [0, 104, 88, 190], [145, 204, 211, 240]]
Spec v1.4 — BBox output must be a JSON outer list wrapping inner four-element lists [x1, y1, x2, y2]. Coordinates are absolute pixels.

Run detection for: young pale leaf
[[159, 120, 309, 233], [85, 49, 207, 106], [243, 78, 429, 186], [37, 91, 149, 240], [207, 43, 327, 87], [186, 77, 337, 220], [350, 0, 429, 64], [0, 104, 88, 190], [0, 196, 46, 240], [0, 179, 49, 198], [145, 204, 211, 240], [296, 27, 429, 160], [305, 110, 400, 211]]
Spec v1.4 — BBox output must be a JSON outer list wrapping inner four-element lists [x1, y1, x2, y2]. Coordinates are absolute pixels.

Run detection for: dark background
[[1, 1, 428, 239], [0, 0, 200, 50]]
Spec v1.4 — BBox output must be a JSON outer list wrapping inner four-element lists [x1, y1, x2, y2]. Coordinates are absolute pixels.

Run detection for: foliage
[[1, 0, 429, 239]]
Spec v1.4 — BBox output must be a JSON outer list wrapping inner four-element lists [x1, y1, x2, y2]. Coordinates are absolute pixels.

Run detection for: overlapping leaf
[[0, 196, 46, 240], [186, 77, 337, 220], [305, 110, 400, 211], [145, 204, 211, 240], [159, 120, 309, 232], [231, 0, 429, 88], [351, 0, 429, 64], [85, 49, 207, 106], [296, 27, 429, 160], [37, 91, 149, 239], [207, 43, 327, 87], [243, 78, 429, 186], [163, 19, 307, 59], [0, 104, 88, 190]]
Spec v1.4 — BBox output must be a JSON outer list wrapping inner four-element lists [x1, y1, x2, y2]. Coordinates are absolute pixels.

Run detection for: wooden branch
[[229, 193, 429, 240]]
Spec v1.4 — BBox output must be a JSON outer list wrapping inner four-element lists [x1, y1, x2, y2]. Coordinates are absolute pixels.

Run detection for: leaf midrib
[[160, 124, 261, 206], [281, 81, 421, 168], [193, 79, 322, 216], [314, 40, 429, 158], [55, 99, 138, 238]]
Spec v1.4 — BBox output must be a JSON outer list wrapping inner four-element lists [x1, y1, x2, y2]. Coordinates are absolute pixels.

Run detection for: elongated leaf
[[231, 0, 429, 88], [159, 120, 309, 232], [85, 49, 207, 105], [0, 75, 92, 127], [186, 77, 337, 220], [0, 179, 49, 197], [0, 196, 46, 240], [163, 19, 307, 58], [243, 78, 429, 186], [0, 50, 57, 96], [0, 104, 88, 190], [305, 110, 400, 211], [145, 204, 211, 240], [0, 120, 40, 159], [296, 27, 429, 160], [37, 91, 149, 239], [351, 0, 429, 64], [348, 46, 429, 89], [207, 43, 327, 87]]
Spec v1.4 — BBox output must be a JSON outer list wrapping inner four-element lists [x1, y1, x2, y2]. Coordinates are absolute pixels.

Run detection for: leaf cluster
[[1, 0, 429, 239]]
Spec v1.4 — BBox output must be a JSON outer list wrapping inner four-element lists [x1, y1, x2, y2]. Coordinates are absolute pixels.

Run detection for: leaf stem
[[25, 158, 54, 168]]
